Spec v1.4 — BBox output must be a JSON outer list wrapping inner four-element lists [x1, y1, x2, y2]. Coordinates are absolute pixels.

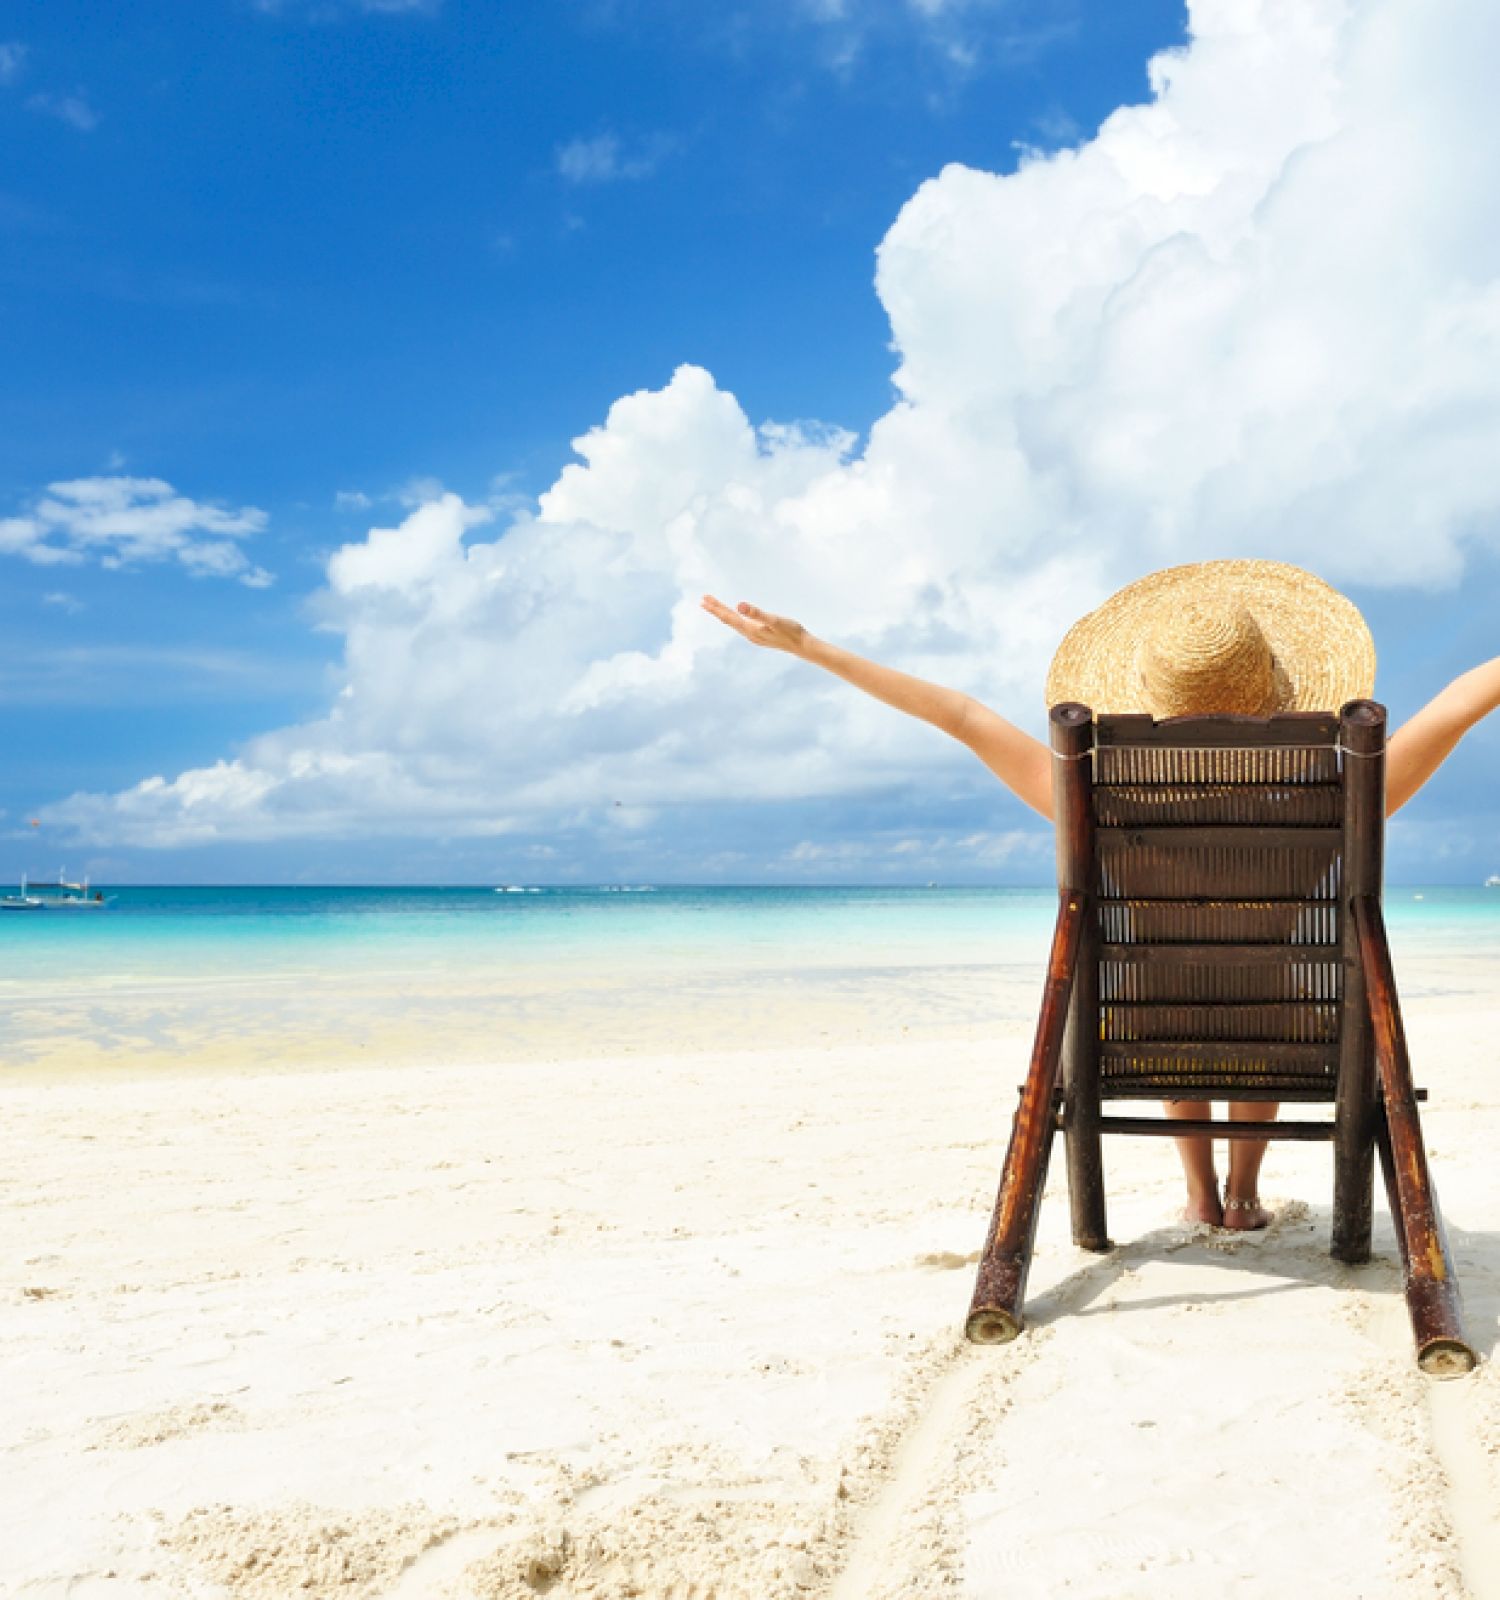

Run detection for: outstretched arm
[[701, 595, 1054, 819], [1387, 656, 1500, 815]]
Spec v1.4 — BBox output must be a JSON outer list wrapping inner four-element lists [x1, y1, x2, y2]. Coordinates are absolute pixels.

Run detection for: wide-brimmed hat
[[1045, 559, 1375, 716]]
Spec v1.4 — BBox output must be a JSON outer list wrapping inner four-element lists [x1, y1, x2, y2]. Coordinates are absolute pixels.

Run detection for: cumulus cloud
[[40, 0, 1500, 855], [1, 476, 272, 586]]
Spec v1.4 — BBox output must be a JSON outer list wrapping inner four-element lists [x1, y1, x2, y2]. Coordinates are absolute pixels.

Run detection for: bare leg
[[1223, 1102, 1276, 1230], [1165, 1100, 1222, 1224]]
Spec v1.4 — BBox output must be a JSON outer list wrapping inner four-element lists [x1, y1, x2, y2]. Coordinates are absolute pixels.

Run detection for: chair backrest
[[1051, 702, 1388, 1106]]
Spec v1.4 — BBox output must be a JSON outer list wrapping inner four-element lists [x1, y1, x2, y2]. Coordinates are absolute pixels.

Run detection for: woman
[[702, 560, 1500, 1230]]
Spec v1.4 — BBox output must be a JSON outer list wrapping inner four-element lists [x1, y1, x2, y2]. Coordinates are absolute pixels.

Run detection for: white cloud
[[2, 476, 272, 585], [39, 0, 1500, 853], [556, 131, 675, 186], [0, 41, 26, 84], [26, 90, 99, 131]]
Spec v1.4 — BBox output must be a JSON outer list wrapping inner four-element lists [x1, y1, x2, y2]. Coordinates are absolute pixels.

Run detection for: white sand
[[4, 955, 1499, 1598]]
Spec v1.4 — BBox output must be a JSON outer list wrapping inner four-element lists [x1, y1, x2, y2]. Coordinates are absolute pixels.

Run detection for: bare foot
[[1180, 1190, 1224, 1227], [1222, 1196, 1272, 1230]]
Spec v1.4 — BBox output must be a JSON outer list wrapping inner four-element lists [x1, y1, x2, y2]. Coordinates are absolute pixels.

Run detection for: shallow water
[[4, 885, 1498, 1073]]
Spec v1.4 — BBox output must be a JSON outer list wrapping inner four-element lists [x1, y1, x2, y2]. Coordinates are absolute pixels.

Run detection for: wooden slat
[[1093, 784, 1343, 827], [1098, 899, 1341, 946], [1092, 1116, 1336, 1142], [1101, 942, 1339, 964], [1099, 960, 1342, 1005], [1101, 1001, 1339, 1044], [1101, 1040, 1336, 1068], [1099, 1082, 1340, 1103], [1098, 826, 1342, 849], [1097, 834, 1342, 901], [1095, 1082, 1426, 1103], [1096, 747, 1342, 787], [1093, 712, 1340, 748]]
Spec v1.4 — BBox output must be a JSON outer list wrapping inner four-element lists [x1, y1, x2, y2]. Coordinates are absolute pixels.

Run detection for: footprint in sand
[[915, 1250, 980, 1270]]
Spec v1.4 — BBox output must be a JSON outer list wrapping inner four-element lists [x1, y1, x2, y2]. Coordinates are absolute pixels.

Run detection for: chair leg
[[1063, 940, 1110, 1253], [1375, 1115, 1474, 1378], [1064, 1081, 1110, 1253], [1332, 971, 1376, 1264], [967, 893, 1085, 1344], [1331, 1109, 1375, 1265], [1355, 898, 1475, 1377]]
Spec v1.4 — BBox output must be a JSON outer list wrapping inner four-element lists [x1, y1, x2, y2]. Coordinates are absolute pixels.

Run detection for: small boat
[[0, 875, 42, 911], [1, 871, 113, 910], [1487, 875, 1500, 889]]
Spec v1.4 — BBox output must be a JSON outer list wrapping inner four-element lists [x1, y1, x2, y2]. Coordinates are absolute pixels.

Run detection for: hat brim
[[1044, 559, 1375, 716]]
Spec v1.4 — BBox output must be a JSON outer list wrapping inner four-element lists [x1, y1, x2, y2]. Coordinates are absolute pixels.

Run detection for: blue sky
[[3, 0, 1498, 885]]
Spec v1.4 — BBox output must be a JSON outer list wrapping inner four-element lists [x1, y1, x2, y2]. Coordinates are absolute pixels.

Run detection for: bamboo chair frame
[[966, 700, 1476, 1377]]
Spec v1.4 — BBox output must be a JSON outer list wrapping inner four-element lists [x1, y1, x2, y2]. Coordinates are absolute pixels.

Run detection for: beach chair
[[966, 700, 1476, 1376]]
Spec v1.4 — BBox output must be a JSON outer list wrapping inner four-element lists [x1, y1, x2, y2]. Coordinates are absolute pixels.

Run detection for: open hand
[[700, 594, 808, 656]]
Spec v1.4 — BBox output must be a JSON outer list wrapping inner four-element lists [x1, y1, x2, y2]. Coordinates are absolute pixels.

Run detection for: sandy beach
[[4, 943, 1499, 1599]]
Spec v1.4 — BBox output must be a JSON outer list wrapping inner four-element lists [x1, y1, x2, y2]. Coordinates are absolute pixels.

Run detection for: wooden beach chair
[[966, 700, 1476, 1376]]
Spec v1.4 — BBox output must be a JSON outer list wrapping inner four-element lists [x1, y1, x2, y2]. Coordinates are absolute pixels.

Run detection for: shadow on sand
[[1018, 1201, 1500, 1362]]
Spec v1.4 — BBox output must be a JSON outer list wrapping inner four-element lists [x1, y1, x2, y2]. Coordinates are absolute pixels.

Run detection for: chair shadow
[[1018, 1203, 1500, 1362]]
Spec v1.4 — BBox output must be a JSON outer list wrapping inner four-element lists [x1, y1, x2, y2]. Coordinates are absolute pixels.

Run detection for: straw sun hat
[[1044, 559, 1375, 717]]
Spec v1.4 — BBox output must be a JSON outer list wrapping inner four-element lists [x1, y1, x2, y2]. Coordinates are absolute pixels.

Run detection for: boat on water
[[1, 871, 113, 911], [1487, 875, 1500, 888]]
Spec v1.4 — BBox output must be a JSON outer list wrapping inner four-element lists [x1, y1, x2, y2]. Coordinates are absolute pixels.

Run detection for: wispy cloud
[[555, 131, 676, 186], [330, 476, 446, 518], [253, 0, 442, 17], [26, 90, 100, 132], [41, 591, 84, 615], [0, 477, 272, 587], [3, 42, 104, 132], [795, 0, 1073, 84]]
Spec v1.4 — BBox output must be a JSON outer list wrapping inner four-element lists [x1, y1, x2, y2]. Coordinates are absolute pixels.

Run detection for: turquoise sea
[[2, 885, 1064, 981], [5, 885, 1500, 1073], [4, 883, 1500, 976]]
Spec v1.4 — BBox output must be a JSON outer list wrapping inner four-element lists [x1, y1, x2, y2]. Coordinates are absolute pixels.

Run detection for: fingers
[[701, 593, 758, 639]]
